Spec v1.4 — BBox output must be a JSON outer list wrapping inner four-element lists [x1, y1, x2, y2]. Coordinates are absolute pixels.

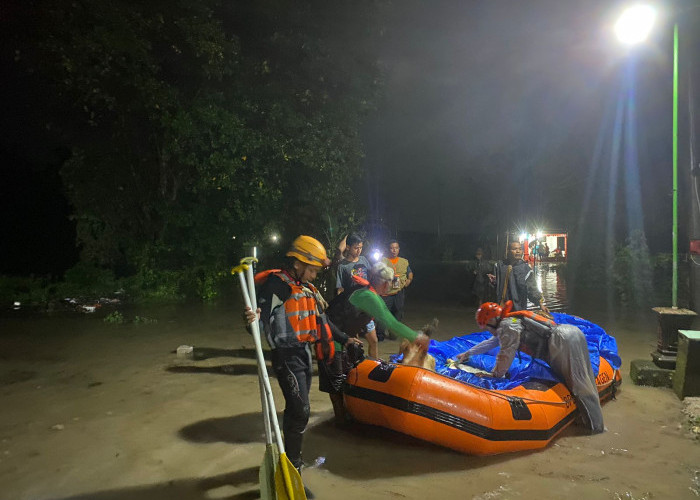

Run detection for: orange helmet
[[286, 235, 331, 267], [475, 302, 503, 327]]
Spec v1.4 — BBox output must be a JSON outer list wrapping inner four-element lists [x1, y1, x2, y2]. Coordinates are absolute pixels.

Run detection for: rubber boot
[[304, 485, 315, 499], [295, 466, 315, 499]]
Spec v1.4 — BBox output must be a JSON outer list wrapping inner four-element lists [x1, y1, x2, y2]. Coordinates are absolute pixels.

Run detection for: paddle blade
[[259, 443, 280, 500], [274, 453, 306, 500]]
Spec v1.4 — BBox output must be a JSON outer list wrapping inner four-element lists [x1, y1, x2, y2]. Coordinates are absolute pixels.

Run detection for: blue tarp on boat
[[392, 313, 621, 391]]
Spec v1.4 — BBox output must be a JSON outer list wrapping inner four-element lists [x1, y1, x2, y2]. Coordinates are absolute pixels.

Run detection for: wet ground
[[0, 294, 699, 500]]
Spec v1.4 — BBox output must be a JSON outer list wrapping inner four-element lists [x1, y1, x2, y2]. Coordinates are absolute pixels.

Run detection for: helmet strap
[[291, 260, 306, 281]]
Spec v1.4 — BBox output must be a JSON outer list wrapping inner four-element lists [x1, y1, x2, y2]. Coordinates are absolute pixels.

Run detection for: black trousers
[[270, 346, 313, 469]]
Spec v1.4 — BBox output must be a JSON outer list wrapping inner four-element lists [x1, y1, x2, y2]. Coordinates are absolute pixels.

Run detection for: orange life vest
[[504, 309, 557, 327], [503, 306, 557, 359], [351, 274, 378, 294], [257, 269, 335, 361], [254, 269, 281, 285]]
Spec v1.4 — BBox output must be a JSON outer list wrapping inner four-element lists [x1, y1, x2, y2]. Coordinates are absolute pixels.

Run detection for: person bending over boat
[[328, 262, 428, 348], [455, 301, 604, 434], [323, 262, 408, 422], [324, 263, 429, 402], [347, 262, 429, 350], [326, 262, 393, 359]]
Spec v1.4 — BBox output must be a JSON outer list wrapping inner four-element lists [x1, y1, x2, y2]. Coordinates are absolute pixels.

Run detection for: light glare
[[614, 5, 656, 45]]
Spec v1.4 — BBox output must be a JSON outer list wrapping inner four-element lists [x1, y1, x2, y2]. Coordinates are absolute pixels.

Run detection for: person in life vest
[[455, 301, 604, 434], [244, 235, 362, 484]]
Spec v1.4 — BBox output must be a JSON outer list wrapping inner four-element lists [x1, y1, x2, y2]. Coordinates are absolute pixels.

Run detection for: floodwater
[[1, 291, 699, 500], [533, 262, 569, 311]]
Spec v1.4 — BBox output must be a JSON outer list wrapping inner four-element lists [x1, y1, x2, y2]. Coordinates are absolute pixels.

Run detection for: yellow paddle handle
[[231, 264, 248, 275]]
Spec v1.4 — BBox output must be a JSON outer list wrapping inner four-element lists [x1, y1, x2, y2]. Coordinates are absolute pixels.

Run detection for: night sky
[[362, 0, 700, 249], [2, 0, 700, 275]]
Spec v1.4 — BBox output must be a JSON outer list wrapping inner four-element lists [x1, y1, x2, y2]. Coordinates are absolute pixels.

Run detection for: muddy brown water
[[0, 296, 698, 500]]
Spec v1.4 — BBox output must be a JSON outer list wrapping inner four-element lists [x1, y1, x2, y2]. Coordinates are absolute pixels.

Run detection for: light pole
[[614, 4, 697, 370], [614, 4, 678, 307]]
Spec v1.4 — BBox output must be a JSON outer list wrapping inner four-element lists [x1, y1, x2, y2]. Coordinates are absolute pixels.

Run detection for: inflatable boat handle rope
[[450, 370, 620, 407]]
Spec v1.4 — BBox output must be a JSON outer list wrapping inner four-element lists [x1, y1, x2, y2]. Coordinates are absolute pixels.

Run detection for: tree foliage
[[8, 0, 384, 298]]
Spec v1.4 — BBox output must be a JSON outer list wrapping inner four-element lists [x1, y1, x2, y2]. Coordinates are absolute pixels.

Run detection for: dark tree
[[5, 0, 385, 298]]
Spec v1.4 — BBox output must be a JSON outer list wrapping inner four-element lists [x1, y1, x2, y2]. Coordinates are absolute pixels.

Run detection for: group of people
[[530, 240, 550, 261], [243, 234, 421, 498], [464, 240, 603, 432], [243, 235, 603, 498], [334, 234, 414, 348]]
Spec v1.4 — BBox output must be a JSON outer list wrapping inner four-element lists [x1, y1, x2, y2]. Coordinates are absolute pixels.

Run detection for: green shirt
[[348, 288, 417, 341]]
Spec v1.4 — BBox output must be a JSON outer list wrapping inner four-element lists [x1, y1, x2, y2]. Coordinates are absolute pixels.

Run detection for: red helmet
[[475, 302, 503, 327]]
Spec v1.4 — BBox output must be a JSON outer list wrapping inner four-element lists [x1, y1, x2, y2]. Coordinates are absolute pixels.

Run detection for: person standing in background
[[378, 240, 413, 340], [335, 233, 372, 294], [335, 233, 378, 354], [467, 247, 492, 305], [489, 241, 548, 313]]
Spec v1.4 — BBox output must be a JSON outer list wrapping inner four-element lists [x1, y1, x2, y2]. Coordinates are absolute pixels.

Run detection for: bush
[[0, 275, 51, 307], [52, 263, 120, 298], [122, 269, 184, 303], [120, 266, 231, 303], [103, 311, 124, 324], [176, 267, 230, 302], [1, 262, 234, 307], [611, 231, 654, 309]]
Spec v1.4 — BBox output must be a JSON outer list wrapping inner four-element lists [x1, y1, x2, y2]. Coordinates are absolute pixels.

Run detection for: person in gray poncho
[[456, 301, 604, 434]]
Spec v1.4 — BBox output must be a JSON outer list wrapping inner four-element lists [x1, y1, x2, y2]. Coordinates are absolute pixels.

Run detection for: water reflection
[[531, 262, 568, 311]]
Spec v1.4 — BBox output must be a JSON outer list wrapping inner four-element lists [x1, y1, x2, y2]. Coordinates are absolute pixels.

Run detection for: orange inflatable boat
[[344, 356, 621, 455]]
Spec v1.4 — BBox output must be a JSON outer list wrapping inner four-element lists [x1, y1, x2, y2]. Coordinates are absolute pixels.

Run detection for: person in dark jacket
[[467, 247, 492, 305], [489, 241, 549, 313]]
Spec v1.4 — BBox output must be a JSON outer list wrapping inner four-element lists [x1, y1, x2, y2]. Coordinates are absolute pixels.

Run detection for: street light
[[614, 4, 678, 308], [614, 4, 657, 45], [614, 4, 699, 373]]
